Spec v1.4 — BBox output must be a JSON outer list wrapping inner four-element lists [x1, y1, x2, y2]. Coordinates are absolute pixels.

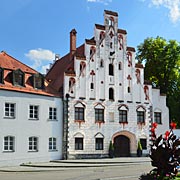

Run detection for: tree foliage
[[136, 37, 180, 126]]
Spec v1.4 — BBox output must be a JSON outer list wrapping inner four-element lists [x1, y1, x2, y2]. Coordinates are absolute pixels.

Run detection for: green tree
[[136, 37, 180, 127]]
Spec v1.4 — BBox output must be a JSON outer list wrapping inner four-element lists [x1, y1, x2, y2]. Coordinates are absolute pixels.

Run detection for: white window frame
[[3, 136, 15, 152], [4, 103, 15, 118], [49, 107, 57, 121], [28, 136, 38, 152], [49, 137, 57, 151], [29, 105, 39, 120]]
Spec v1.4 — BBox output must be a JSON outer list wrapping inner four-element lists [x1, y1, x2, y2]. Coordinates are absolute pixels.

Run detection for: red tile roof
[[0, 51, 37, 73], [0, 51, 60, 97], [46, 44, 85, 94]]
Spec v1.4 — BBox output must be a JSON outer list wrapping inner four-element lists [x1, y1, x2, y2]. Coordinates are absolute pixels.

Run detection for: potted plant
[[109, 140, 114, 158], [137, 140, 142, 157]]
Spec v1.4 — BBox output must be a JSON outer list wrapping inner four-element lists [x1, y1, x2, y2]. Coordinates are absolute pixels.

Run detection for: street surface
[[0, 162, 152, 180]]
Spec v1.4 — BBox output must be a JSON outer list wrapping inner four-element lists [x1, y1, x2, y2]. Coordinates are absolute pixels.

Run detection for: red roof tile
[[0, 51, 37, 74], [46, 44, 85, 94]]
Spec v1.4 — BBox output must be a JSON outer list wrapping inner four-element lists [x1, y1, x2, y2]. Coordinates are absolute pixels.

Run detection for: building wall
[[64, 10, 169, 159], [0, 90, 62, 166], [67, 99, 152, 158]]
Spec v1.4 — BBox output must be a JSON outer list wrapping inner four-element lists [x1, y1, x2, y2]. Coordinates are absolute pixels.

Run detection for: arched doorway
[[114, 135, 130, 157]]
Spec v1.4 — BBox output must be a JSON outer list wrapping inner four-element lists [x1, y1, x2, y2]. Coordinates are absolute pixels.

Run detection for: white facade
[[62, 10, 169, 158], [0, 90, 62, 166]]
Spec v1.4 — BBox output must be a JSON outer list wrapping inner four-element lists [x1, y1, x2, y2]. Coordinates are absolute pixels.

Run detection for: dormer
[[12, 69, 25, 86], [32, 73, 44, 89], [0, 67, 4, 84]]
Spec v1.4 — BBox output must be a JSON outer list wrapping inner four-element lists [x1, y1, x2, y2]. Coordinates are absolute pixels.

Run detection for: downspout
[[62, 93, 69, 160]]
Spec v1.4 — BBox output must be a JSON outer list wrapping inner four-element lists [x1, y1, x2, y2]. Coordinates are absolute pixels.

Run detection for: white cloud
[[25, 48, 55, 74], [87, 0, 112, 5], [151, 0, 180, 23]]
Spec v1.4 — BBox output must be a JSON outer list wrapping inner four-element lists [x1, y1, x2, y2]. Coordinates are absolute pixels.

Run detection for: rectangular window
[[34, 75, 44, 89], [29, 105, 39, 120], [29, 137, 38, 151], [49, 137, 57, 151], [4, 103, 15, 118], [137, 111, 145, 123], [75, 138, 83, 150], [140, 139, 147, 150], [75, 107, 84, 121], [119, 110, 127, 123], [4, 136, 14, 152], [49, 107, 57, 120], [95, 109, 104, 122], [14, 72, 24, 86], [95, 138, 103, 150], [154, 112, 162, 124]]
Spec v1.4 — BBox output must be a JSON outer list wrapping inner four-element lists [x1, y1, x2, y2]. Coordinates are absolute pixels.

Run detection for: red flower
[[170, 122, 177, 129], [151, 127, 155, 133], [165, 131, 170, 140], [152, 122, 158, 129]]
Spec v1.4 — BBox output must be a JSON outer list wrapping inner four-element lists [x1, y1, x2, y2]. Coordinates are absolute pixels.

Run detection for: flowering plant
[[140, 122, 180, 179], [148, 122, 180, 179]]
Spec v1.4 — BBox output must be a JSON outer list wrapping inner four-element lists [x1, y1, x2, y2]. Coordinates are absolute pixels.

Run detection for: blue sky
[[1, 0, 180, 73]]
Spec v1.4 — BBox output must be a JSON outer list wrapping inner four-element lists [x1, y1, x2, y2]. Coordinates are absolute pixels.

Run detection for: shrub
[[140, 122, 180, 179]]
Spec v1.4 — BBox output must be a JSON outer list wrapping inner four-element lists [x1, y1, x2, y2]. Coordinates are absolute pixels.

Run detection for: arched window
[[109, 88, 114, 100], [109, 16, 114, 26], [119, 62, 122, 70], [100, 59, 104, 67], [69, 77, 75, 93], [118, 34, 123, 50], [109, 64, 114, 76], [94, 104, 105, 123], [80, 62, 86, 76], [137, 106, 146, 124], [127, 52, 132, 67], [90, 82, 94, 89], [135, 69, 141, 84], [74, 132, 84, 150], [144, 85, 149, 100], [99, 31, 105, 46], [74, 102, 85, 121], [94, 133, 104, 150], [90, 46, 96, 60], [118, 105, 128, 123]]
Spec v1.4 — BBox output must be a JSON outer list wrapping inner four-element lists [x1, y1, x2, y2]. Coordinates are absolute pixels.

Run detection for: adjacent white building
[[0, 51, 63, 166], [46, 10, 169, 159]]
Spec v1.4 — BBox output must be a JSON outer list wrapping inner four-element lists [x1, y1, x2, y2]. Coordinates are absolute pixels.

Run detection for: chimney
[[70, 29, 77, 56]]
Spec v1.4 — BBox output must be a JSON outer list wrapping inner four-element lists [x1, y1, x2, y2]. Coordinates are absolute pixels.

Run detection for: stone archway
[[114, 135, 130, 157], [112, 131, 137, 157]]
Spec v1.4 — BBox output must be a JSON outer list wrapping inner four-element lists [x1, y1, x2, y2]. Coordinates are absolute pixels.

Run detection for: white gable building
[[46, 10, 169, 159]]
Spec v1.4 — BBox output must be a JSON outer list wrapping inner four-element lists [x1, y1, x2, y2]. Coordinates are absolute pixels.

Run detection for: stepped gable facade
[[46, 10, 169, 159]]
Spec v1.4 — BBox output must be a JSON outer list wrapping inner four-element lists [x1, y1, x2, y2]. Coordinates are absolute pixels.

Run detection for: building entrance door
[[114, 135, 130, 157]]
